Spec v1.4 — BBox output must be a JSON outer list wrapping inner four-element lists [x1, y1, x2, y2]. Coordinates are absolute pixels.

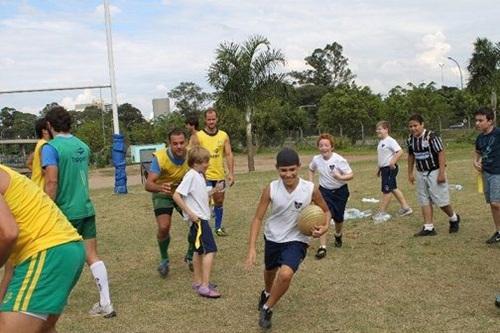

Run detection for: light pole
[[447, 56, 464, 89]]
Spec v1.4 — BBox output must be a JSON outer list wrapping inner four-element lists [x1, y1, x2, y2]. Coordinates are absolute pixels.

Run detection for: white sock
[[90, 261, 111, 306], [449, 213, 458, 222], [424, 224, 434, 231], [264, 291, 270, 297]]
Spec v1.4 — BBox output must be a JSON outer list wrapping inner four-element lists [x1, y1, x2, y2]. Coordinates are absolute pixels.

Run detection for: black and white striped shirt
[[406, 129, 444, 172]]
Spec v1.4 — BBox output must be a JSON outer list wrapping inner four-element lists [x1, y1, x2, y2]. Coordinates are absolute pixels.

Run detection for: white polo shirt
[[175, 169, 211, 221], [377, 136, 401, 167], [309, 153, 352, 190]]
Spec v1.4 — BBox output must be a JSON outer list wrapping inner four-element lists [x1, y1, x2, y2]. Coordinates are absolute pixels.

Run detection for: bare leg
[[84, 238, 100, 266], [392, 189, 410, 209], [421, 205, 433, 224], [439, 204, 455, 217], [192, 253, 202, 285], [42, 315, 60, 333], [490, 202, 500, 231], [200, 252, 215, 288], [0, 312, 45, 333], [264, 268, 278, 293], [265, 265, 295, 309], [378, 193, 392, 212]]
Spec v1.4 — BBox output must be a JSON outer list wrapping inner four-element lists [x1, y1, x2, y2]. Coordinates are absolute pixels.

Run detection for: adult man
[[184, 114, 199, 149], [145, 128, 194, 276], [26, 118, 52, 188], [41, 106, 116, 318], [0, 164, 84, 333], [473, 107, 500, 244], [191, 107, 234, 236], [407, 114, 460, 236]]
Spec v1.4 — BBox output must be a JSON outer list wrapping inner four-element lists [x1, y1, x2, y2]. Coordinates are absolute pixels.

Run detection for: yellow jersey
[[0, 164, 81, 265], [153, 149, 189, 191], [30, 139, 47, 188], [197, 129, 228, 180]]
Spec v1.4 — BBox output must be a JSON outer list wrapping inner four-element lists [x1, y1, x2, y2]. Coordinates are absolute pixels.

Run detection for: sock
[[335, 233, 342, 237], [319, 245, 327, 249], [263, 304, 270, 311], [185, 233, 194, 261], [214, 206, 223, 230], [424, 223, 434, 231], [90, 261, 111, 306], [449, 213, 458, 222], [264, 291, 271, 297], [158, 236, 170, 261]]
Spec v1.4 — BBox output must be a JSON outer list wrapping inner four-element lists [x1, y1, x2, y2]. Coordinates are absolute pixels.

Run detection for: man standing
[[145, 128, 195, 276], [192, 107, 235, 236], [42, 106, 116, 318], [26, 118, 52, 188]]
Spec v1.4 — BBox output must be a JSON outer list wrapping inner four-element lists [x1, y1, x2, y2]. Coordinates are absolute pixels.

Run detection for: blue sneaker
[[157, 259, 169, 278]]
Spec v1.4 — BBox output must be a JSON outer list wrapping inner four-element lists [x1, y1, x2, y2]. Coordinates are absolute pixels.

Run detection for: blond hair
[[188, 146, 210, 167]]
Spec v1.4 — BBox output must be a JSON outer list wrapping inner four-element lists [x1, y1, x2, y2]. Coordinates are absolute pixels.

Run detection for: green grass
[[6, 147, 500, 332]]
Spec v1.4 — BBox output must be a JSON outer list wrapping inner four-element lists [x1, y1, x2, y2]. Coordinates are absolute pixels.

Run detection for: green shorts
[[70, 215, 96, 240], [152, 193, 181, 217], [0, 241, 85, 315]]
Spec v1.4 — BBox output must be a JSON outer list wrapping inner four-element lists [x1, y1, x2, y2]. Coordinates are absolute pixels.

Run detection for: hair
[[204, 107, 217, 118], [168, 128, 186, 142], [474, 106, 495, 121], [276, 147, 300, 167], [35, 118, 49, 139], [185, 115, 199, 130], [45, 106, 72, 132], [188, 146, 210, 167], [376, 120, 390, 131], [408, 114, 424, 124], [316, 133, 335, 148]]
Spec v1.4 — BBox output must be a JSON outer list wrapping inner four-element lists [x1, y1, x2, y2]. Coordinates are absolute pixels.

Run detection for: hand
[[227, 174, 235, 187], [408, 174, 415, 185], [473, 161, 482, 172], [189, 213, 200, 223], [332, 169, 343, 180], [311, 224, 328, 238], [437, 172, 446, 184], [389, 162, 396, 170], [245, 248, 256, 271], [160, 182, 172, 195]]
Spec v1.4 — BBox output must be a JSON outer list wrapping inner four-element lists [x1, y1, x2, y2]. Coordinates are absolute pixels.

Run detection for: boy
[[245, 148, 330, 329], [373, 121, 412, 221], [173, 146, 221, 298], [406, 114, 460, 236], [473, 107, 500, 244]]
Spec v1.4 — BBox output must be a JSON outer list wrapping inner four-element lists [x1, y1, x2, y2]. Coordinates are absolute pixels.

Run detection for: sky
[[0, 0, 499, 118]]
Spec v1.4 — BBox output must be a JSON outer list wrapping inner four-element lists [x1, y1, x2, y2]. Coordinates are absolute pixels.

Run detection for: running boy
[[373, 121, 412, 221], [173, 146, 221, 298], [308, 133, 353, 259], [407, 114, 460, 236], [245, 148, 330, 329]]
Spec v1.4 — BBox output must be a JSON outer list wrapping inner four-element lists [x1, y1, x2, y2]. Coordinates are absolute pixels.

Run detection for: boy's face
[[475, 115, 493, 133], [318, 139, 333, 156], [408, 120, 424, 137], [193, 160, 209, 173], [376, 126, 388, 138], [277, 164, 299, 187]]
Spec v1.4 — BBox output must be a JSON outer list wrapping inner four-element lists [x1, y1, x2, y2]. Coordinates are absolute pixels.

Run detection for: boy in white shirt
[[374, 121, 412, 221]]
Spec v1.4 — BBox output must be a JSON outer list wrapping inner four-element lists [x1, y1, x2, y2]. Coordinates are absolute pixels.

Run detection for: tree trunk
[[339, 125, 343, 137], [245, 107, 255, 172], [360, 122, 365, 145]]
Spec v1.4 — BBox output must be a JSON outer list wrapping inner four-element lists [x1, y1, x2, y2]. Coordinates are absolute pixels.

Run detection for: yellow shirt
[[1, 164, 81, 265], [153, 149, 188, 192], [197, 129, 228, 180], [30, 139, 47, 188]]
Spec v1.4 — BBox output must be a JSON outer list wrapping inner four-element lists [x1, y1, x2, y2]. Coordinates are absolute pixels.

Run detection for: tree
[[118, 103, 145, 131], [167, 82, 213, 116], [467, 38, 500, 98], [208, 35, 286, 171], [290, 42, 356, 88]]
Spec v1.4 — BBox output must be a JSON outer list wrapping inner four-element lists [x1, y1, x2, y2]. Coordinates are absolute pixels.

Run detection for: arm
[[311, 187, 331, 238], [332, 170, 353, 181], [44, 166, 58, 200], [26, 152, 35, 171], [473, 151, 482, 172], [389, 149, 403, 168], [224, 136, 235, 186], [437, 150, 447, 183], [0, 195, 18, 268], [172, 191, 199, 222], [308, 169, 315, 182], [189, 132, 200, 147], [144, 172, 172, 195], [0, 262, 13, 302], [407, 154, 415, 184], [245, 185, 271, 270]]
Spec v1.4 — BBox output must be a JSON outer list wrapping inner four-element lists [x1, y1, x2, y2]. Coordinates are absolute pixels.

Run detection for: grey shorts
[[483, 171, 500, 204], [416, 170, 450, 207]]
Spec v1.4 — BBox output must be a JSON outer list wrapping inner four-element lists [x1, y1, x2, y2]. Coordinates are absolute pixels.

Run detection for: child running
[[308, 133, 353, 259], [245, 148, 330, 329], [173, 146, 221, 298]]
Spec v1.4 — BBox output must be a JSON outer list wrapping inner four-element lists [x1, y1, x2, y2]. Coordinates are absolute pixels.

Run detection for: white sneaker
[[398, 207, 413, 217], [89, 302, 116, 318]]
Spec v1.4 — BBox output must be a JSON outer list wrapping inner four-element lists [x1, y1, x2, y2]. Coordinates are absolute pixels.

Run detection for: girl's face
[[318, 139, 333, 156]]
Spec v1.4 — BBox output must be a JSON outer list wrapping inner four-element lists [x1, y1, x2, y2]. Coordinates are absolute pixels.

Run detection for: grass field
[[14, 147, 500, 332]]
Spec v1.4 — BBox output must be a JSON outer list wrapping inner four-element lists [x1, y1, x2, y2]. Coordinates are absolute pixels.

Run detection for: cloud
[[94, 4, 122, 17], [59, 90, 98, 110], [416, 31, 451, 68]]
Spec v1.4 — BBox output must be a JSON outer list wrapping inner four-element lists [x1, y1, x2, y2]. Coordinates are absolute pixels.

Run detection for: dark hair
[[45, 106, 72, 132], [408, 114, 424, 124], [35, 118, 49, 139], [276, 147, 300, 167], [185, 115, 199, 130], [188, 146, 210, 167], [168, 128, 186, 142], [474, 107, 495, 121], [204, 107, 217, 118]]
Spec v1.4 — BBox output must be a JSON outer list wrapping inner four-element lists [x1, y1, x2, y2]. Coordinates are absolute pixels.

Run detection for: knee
[[158, 225, 170, 238], [491, 202, 500, 210], [278, 269, 294, 284]]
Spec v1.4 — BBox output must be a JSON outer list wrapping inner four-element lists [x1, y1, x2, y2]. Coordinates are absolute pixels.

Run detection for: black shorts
[[189, 219, 217, 254], [319, 185, 349, 223], [264, 238, 307, 272], [380, 165, 399, 194]]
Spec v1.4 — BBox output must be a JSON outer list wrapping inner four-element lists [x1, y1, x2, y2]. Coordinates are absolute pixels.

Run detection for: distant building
[[152, 98, 170, 118], [75, 101, 112, 112]]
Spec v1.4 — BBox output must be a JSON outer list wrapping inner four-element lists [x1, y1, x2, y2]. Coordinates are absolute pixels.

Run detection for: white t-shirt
[[377, 136, 402, 167], [309, 153, 352, 190], [175, 169, 211, 221], [264, 178, 314, 244]]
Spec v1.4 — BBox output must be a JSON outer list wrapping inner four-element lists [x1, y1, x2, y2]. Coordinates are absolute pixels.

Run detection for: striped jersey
[[406, 129, 444, 172]]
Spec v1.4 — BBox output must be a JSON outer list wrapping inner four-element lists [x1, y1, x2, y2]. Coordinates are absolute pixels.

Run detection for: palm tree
[[467, 37, 500, 100], [208, 35, 286, 171]]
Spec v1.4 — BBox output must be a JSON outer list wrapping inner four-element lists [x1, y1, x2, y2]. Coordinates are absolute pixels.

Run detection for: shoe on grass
[[215, 228, 228, 237], [315, 247, 327, 260], [334, 234, 343, 248], [414, 227, 437, 237], [259, 307, 273, 329], [449, 214, 460, 233], [486, 231, 500, 244], [89, 302, 116, 318], [398, 207, 413, 217], [157, 259, 169, 278], [197, 286, 221, 298]]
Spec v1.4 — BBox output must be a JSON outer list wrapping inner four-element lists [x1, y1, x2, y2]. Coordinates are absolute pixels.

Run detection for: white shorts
[[416, 170, 450, 207]]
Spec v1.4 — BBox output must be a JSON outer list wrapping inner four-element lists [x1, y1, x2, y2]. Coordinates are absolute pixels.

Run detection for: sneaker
[[485, 231, 500, 244], [449, 214, 460, 233], [398, 207, 413, 217], [215, 228, 228, 237], [89, 302, 116, 318], [197, 286, 221, 298], [315, 247, 327, 260], [259, 307, 273, 329], [258, 290, 270, 310], [496, 295, 500, 308], [334, 234, 343, 248], [414, 227, 437, 237], [184, 256, 194, 272], [192, 282, 218, 291], [157, 259, 169, 278]]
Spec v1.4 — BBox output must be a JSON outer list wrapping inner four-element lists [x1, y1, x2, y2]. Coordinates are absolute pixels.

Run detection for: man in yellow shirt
[[26, 118, 52, 188], [0, 164, 84, 333], [191, 108, 235, 236]]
